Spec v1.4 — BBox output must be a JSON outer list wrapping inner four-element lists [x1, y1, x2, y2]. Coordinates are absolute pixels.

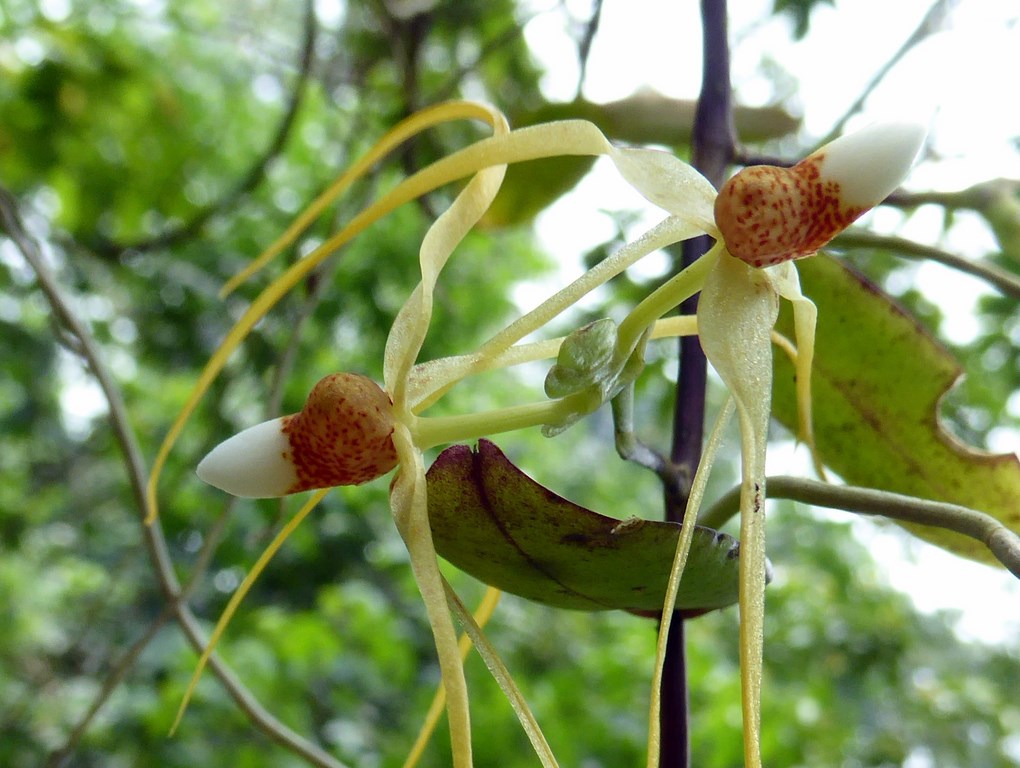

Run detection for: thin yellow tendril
[[403, 586, 502, 768], [221, 101, 507, 297], [443, 580, 559, 768], [646, 397, 735, 768], [478, 215, 698, 361], [169, 488, 329, 735]]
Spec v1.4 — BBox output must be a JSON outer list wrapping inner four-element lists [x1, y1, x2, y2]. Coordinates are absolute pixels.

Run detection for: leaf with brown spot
[[772, 255, 1020, 566], [426, 439, 747, 615]]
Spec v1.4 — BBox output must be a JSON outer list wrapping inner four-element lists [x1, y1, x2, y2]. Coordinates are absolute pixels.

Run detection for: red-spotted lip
[[196, 373, 399, 498], [715, 122, 926, 268], [714, 156, 865, 268], [282, 373, 399, 493]]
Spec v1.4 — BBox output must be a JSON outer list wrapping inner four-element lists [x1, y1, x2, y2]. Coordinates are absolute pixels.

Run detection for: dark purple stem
[[661, 1, 735, 766]]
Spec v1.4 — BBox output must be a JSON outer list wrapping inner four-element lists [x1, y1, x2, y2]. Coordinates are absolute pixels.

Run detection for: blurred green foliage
[[1, 1, 1017, 767]]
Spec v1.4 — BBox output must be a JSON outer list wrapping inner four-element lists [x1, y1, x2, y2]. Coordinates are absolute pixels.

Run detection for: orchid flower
[[145, 100, 924, 768]]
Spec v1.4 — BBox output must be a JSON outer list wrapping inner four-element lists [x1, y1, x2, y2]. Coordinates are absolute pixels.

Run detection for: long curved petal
[[697, 252, 780, 768]]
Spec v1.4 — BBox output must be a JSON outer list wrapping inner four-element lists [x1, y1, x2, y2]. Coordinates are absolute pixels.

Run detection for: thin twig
[[267, 269, 330, 419], [45, 609, 174, 767], [179, 501, 237, 604], [611, 388, 675, 484], [88, 0, 318, 258], [699, 475, 1020, 579], [731, 150, 794, 168], [822, 0, 957, 144], [834, 229, 1020, 298], [0, 186, 349, 768], [884, 179, 1020, 210], [264, 265, 331, 527], [49, 493, 233, 764], [575, 0, 605, 99], [434, 22, 529, 102]]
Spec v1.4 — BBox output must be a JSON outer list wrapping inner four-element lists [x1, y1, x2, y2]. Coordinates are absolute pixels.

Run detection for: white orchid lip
[[812, 121, 926, 209], [715, 121, 927, 268], [197, 416, 298, 498]]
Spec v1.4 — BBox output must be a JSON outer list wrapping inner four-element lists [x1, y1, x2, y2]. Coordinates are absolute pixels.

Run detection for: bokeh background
[[1, 1, 1018, 766]]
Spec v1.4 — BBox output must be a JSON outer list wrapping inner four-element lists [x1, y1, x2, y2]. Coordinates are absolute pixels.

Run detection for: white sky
[[523, 0, 1020, 644]]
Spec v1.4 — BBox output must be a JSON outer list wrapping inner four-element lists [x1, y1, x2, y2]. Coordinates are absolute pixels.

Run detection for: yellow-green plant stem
[[410, 316, 698, 413], [646, 397, 735, 768], [403, 587, 502, 768], [444, 581, 559, 768], [411, 393, 593, 450], [615, 243, 722, 364]]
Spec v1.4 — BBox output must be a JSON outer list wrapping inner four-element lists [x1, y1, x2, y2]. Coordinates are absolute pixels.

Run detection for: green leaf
[[771, 255, 1020, 566], [426, 439, 746, 614], [482, 154, 598, 228]]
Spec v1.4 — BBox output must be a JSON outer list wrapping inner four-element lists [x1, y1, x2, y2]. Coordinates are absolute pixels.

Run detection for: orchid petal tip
[[196, 417, 297, 498], [817, 121, 927, 209]]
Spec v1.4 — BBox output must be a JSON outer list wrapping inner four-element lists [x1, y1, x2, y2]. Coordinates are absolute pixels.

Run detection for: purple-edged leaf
[[426, 439, 745, 614]]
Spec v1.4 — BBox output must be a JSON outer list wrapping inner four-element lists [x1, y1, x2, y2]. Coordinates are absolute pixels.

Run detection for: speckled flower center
[[714, 154, 864, 268], [281, 373, 399, 492]]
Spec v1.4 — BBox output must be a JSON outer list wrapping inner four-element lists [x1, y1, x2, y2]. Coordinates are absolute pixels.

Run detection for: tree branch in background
[[0, 185, 349, 768], [821, 0, 956, 143], [886, 178, 1020, 210], [375, 0, 431, 119], [45, 610, 172, 768], [88, 0, 318, 259], [47, 494, 235, 767], [699, 476, 1020, 579], [574, 0, 605, 99], [834, 230, 1020, 298], [435, 22, 529, 102]]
